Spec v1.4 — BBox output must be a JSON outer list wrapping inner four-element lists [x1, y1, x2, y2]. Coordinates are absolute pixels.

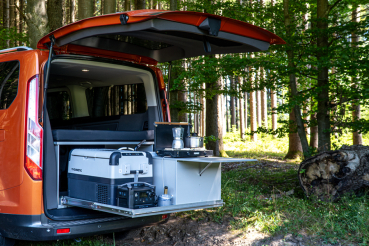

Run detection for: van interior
[[44, 57, 162, 219]]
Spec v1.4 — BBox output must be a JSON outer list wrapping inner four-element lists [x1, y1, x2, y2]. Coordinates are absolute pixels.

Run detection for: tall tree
[[244, 92, 248, 130], [25, 0, 48, 48], [230, 77, 236, 128], [238, 77, 245, 139], [170, 0, 177, 11], [134, 0, 145, 9], [351, 5, 362, 145], [47, 0, 63, 32], [78, 0, 94, 20], [125, 0, 130, 11], [4, 0, 9, 47], [206, 76, 224, 156], [104, 0, 116, 14], [271, 89, 277, 137], [283, 0, 309, 157], [256, 84, 261, 127], [250, 65, 257, 141], [260, 68, 267, 129], [316, 0, 330, 151], [70, 0, 75, 22]]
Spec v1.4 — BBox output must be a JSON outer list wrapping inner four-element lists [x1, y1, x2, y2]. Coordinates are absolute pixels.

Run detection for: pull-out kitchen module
[[63, 147, 257, 218]]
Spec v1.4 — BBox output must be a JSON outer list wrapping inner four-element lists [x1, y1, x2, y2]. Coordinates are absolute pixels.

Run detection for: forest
[[1, 0, 369, 159], [1, 0, 369, 245]]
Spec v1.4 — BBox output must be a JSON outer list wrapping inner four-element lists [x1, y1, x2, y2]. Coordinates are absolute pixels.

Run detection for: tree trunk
[[19, 0, 23, 45], [104, 0, 116, 14], [47, 0, 63, 32], [9, 0, 15, 46], [178, 91, 187, 122], [206, 78, 224, 157], [260, 68, 267, 129], [285, 109, 303, 159], [238, 77, 245, 139], [70, 0, 75, 22], [134, 0, 145, 10], [316, 0, 331, 152], [250, 89, 257, 141], [201, 83, 205, 136], [271, 89, 277, 138], [64, 0, 69, 25], [298, 145, 369, 201], [256, 89, 261, 127], [4, 0, 9, 47], [225, 95, 229, 132], [25, 0, 48, 48], [351, 6, 362, 145], [230, 77, 236, 128], [310, 99, 318, 149], [235, 93, 238, 130], [78, 0, 94, 20], [124, 0, 130, 11], [283, 0, 310, 157], [170, 0, 177, 10], [244, 92, 248, 130]]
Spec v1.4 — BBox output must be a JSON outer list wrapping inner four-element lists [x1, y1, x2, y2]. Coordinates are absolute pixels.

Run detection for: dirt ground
[[99, 215, 353, 246]]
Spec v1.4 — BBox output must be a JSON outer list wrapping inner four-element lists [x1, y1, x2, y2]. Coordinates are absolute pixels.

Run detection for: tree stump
[[298, 145, 369, 201]]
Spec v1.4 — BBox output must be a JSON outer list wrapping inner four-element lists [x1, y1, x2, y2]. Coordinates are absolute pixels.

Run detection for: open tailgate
[[37, 10, 284, 63]]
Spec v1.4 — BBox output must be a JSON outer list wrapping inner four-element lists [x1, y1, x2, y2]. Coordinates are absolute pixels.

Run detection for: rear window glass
[[47, 91, 72, 120], [0, 60, 19, 109], [86, 83, 147, 118]]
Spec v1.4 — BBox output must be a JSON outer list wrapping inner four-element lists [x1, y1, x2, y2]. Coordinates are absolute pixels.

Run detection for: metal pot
[[184, 133, 204, 148]]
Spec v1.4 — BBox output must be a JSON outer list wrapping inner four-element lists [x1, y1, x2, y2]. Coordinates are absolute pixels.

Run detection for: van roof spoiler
[[0, 46, 33, 54]]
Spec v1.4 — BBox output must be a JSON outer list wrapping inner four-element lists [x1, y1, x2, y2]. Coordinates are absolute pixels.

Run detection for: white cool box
[[66, 149, 256, 217]]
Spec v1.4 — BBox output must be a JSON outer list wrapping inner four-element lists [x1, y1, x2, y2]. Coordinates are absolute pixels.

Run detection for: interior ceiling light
[[82, 69, 89, 72]]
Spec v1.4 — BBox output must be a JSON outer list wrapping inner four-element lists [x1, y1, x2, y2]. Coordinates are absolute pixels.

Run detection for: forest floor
[[17, 133, 369, 246]]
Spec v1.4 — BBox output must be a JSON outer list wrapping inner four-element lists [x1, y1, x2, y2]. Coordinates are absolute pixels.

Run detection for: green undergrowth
[[223, 129, 292, 161]]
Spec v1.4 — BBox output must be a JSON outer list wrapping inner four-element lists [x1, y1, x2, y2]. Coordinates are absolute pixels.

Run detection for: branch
[[297, 71, 318, 80], [328, 0, 344, 15], [297, 86, 317, 95]]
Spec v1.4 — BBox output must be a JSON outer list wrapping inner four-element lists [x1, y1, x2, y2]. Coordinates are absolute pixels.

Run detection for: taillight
[[25, 76, 43, 181], [56, 228, 70, 234]]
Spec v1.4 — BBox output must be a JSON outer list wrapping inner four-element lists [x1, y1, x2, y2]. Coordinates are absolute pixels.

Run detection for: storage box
[[152, 156, 222, 205], [68, 149, 153, 206]]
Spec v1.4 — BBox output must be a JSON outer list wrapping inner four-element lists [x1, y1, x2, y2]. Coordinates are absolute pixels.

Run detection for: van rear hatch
[[37, 10, 284, 63]]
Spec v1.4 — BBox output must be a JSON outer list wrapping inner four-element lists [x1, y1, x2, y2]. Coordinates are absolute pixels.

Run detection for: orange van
[[0, 10, 283, 245]]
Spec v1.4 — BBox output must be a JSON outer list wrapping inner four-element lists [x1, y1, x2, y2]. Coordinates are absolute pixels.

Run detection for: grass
[[185, 130, 369, 244]]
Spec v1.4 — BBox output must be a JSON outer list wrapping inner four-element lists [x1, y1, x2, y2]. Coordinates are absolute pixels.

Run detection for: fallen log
[[298, 145, 369, 201]]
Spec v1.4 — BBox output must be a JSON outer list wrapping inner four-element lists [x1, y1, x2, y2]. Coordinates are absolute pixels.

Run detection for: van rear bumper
[[0, 213, 164, 241]]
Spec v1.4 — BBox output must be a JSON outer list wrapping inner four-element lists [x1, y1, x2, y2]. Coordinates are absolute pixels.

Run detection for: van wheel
[[0, 235, 15, 246]]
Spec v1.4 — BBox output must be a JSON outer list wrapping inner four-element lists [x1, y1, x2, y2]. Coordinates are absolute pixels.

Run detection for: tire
[[0, 235, 15, 246]]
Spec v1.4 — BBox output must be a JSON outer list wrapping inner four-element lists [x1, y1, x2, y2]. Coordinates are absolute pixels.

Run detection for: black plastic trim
[[0, 213, 163, 241]]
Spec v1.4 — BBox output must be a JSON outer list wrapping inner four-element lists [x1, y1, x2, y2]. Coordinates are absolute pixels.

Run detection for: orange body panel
[[0, 50, 46, 215]]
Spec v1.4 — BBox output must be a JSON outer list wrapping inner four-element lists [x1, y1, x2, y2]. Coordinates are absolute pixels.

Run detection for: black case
[[117, 182, 156, 209]]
